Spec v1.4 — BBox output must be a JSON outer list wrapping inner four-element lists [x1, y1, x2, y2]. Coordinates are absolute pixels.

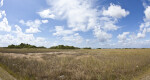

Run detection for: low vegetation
[[7, 43, 46, 49], [5, 43, 93, 49], [50, 45, 80, 49], [0, 49, 150, 80]]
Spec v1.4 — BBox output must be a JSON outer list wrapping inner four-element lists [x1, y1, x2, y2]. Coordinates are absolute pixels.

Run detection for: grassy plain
[[0, 48, 150, 80]]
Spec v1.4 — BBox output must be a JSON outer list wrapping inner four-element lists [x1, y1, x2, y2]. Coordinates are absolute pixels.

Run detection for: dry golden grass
[[0, 65, 16, 80], [0, 49, 150, 80]]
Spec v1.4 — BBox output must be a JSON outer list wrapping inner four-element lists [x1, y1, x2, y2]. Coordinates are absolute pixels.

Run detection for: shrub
[[7, 43, 37, 49], [50, 45, 80, 49]]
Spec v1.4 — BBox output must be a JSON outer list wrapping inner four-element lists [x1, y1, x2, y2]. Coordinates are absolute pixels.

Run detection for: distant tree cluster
[[7, 43, 94, 49], [97, 48, 101, 49], [7, 43, 46, 49], [82, 47, 92, 49], [50, 45, 80, 49]]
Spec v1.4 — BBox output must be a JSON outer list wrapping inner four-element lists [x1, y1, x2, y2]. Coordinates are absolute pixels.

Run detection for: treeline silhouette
[[50, 45, 80, 49], [7, 43, 94, 49], [7, 43, 82, 49], [8, 43, 46, 49]]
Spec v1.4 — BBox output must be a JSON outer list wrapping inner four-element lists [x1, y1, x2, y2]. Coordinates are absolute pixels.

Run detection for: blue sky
[[0, 0, 150, 48]]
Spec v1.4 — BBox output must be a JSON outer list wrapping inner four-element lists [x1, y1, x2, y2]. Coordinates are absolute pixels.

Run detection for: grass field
[[0, 48, 150, 80], [0, 65, 16, 80]]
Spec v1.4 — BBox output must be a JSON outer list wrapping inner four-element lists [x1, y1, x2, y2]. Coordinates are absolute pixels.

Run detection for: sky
[[0, 0, 150, 48]]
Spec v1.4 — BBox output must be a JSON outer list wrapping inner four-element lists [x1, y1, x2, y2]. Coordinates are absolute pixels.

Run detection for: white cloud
[[103, 4, 130, 18], [136, 5, 150, 39], [62, 33, 83, 43], [147, 28, 150, 32], [102, 21, 118, 31], [42, 20, 49, 23], [45, 0, 100, 32], [0, 3, 50, 47], [0, 11, 11, 32], [117, 32, 130, 42], [14, 25, 22, 33], [93, 27, 112, 42], [53, 26, 83, 43], [144, 6, 150, 21], [53, 26, 74, 36], [44, 0, 128, 43], [20, 19, 43, 33], [137, 28, 147, 38], [26, 27, 41, 33], [19, 20, 24, 24], [0, 0, 3, 7], [0, 25, 50, 47], [38, 9, 55, 19]]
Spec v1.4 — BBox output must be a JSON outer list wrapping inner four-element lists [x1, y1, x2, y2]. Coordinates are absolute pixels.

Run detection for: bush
[[7, 43, 38, 49], [50, 45, 80, 49], [83, 47, 91, 49]]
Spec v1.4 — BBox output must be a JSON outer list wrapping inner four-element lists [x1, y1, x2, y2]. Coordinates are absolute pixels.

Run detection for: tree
[[50, 45, 80, 49]]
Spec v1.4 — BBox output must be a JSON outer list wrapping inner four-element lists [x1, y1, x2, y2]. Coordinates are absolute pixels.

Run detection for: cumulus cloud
[[0, 11, 11, 32], [42, 20, 49, 23], [0, 10, 6, 18], [20, 19, 48, 33], [93, 27, 112, 42], [117, 32, 130, 42], [20, 19, 41, 33], [147, 28, 150, 32], [144, 6, 150, 21], [115, 3, 150, 47], [0, 0, 3, 7], [40, 0, 100, 32], [102, 21, 119, 31], [53, 26, 83, 43], [0, 25, 50, 47], [53, 26, 74, 36], [137, 28, 147, 38], [103, 4, 130, 18], [38, 9, 55, 19], [137, 6, 150, 39], [62, 33, 83, 43], [39, 0, 129, 43], [0, 2, 51, 47]]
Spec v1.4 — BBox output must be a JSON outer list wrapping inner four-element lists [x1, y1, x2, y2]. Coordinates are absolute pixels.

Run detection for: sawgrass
[[0, 49, 150, 80]]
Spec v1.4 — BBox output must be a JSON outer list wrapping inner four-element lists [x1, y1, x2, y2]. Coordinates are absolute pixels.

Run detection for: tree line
[[6, 43, 94, 49], [7, 43, 46, 49]]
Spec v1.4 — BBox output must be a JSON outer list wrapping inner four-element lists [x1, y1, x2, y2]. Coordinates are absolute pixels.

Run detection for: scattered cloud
[[114, 1, 150, 48], [137, 5, 150, 39], [20, 19, 47, 33], [2, 0, 150, 48], [62, 33, 83, 43], [144, 6, 150, 21], [0, 25, 50, 47], [0, 0, 3, 7], [117, 32, 130, 43], [137, 28, 147, 38], [0, 10, 11, 32], [53, 26, 74, 36], [53, 26, 83, 43], [42, 0, 100, 32], [42, 20, 49, 23], [147, 28, 150, 32], [43, 0, 129, 43], [93, 27, 112, 42], [102, 4, 130, 18], [38, 9, 55, 19], [102, 21, 119, 31]]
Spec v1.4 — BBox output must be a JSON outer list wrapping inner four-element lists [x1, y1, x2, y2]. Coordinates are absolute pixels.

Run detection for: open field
[[0, 49, 150, 80], [0, 65, 16, 80]]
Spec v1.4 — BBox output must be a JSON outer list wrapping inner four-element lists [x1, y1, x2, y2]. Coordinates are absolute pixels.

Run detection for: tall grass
[[0, 49, 150, 80]]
